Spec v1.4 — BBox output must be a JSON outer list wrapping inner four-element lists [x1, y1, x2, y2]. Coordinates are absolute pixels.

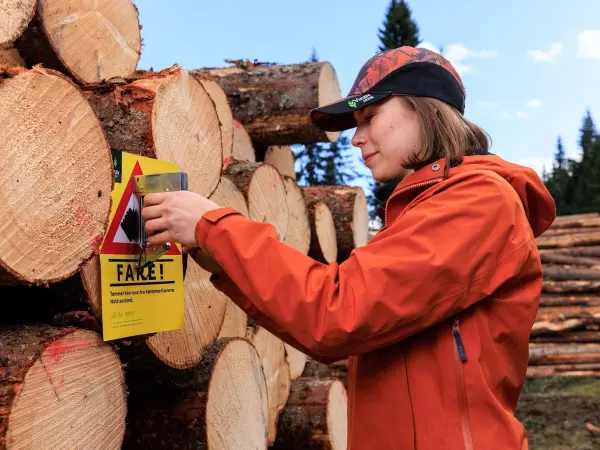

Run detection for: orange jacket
[[195, 155, 556, 450]]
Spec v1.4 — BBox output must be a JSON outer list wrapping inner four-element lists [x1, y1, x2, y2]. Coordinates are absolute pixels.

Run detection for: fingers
[[145, 217, 167, 235], [146, 230, 172, 246], [142, 192, 167, 207], [141, 204, 163, 221]]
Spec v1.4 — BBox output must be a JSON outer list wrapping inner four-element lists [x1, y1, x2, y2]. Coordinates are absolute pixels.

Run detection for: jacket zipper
[[384, 178, 443, 225], [453, 318, 474, 450]]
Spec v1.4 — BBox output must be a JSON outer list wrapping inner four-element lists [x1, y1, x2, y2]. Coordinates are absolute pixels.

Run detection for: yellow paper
[[100, 150, 184, 341]]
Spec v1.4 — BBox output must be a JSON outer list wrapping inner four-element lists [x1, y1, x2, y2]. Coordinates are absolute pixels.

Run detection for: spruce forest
[[543, 110, 600, 215]]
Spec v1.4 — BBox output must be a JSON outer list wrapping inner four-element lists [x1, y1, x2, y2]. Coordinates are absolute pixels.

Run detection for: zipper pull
[[453, 319, 468, 363]]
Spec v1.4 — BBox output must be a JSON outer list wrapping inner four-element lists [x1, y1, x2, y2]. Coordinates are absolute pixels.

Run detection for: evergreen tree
[[546, 136, 570, 214], [378, 0, 420, 52], [571, 110, 598, 211]]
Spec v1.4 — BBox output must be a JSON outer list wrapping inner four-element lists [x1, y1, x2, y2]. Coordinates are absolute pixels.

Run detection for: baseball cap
[[309, 46, 465, 132]]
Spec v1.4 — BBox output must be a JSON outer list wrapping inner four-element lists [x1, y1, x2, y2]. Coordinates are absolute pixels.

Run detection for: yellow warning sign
[[100, 149, 184, 341]]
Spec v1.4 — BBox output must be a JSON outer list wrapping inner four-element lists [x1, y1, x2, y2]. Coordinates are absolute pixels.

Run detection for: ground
[[515, 377, 600, 450]]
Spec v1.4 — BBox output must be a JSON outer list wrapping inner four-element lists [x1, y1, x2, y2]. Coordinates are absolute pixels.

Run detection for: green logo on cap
[[348, 100, 357, 108]]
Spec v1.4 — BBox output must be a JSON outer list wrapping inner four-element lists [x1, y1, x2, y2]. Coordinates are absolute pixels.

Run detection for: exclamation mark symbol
[[160, 264, 164, 280]]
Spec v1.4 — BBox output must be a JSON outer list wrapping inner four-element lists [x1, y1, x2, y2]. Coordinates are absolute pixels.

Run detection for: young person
[[141, 46, 556, 449]]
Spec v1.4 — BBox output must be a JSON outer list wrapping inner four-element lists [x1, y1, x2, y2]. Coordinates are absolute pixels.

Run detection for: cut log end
[[206, 339, 269, 450], [124, 338, 269, 450], [1, 326, 126, 449], [273, 378, 348, 450], [249, 327, 292, 445], [0, 67, 112, 284], [80, 256, 102, 319], [264, 146, 296, 179], [0, 45, 24, 66], [318, 62, 342, 143], [249, 165, 288, 241], [284, 343, 308, 380], [0, 0, 35, 46], [196, 77, 234, 170], [22, 0, 141, 84], [151, 68, 222, 196], [232, 120, 256, 162], [209, 176, 250, 218], [314, 201, 338, 263], [283, 178, 311, 255], [351, 188, 369, 249], [146, 259, 228, 369], [327, 380, 349, 450]]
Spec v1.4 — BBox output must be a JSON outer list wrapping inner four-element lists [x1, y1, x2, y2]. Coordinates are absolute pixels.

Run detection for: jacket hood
[[381, 153, 556, 238], [455, 155, 556, 237]]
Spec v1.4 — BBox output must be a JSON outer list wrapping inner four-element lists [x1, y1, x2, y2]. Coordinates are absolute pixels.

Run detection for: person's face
[[352, 96, 419, 183]]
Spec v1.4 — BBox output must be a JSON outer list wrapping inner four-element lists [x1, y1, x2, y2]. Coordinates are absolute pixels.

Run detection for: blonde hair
[[401, 96, 490, 175]]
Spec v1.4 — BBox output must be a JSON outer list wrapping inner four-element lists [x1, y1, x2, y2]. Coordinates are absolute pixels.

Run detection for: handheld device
[[133, 172, 188, 270]]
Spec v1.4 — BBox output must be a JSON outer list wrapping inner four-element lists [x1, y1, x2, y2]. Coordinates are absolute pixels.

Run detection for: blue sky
[[136, 0, 600, 187]]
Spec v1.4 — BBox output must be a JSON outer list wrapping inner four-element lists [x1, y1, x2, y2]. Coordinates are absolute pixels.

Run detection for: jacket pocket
[[453, 318, 474, 450]]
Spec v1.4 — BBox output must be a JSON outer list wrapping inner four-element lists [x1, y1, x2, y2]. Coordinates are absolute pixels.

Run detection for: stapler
[[133, 172, 188, 270]]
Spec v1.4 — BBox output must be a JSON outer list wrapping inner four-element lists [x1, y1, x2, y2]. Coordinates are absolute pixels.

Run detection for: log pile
[[1, 2, 371, 448], [530, 212, 600, 377]]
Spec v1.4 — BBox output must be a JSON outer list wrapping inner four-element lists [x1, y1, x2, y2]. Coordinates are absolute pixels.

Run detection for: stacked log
[[1, 2, 364, 448], [12, 0, 142, 85], [191, 61, 342, 147], [0, 324, 127, 449], [529, 213, 600, 377]]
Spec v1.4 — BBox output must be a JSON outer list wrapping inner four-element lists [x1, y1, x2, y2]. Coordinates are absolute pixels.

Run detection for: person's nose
[[351, 126, 366, 148]]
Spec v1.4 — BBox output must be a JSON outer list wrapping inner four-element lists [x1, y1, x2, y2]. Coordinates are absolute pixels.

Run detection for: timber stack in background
[[532, 212, 600, 377], [0, 0, 364, 448]]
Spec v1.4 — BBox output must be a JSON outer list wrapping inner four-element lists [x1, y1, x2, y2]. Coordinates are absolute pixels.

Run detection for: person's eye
[[365, 113, 375, 122]]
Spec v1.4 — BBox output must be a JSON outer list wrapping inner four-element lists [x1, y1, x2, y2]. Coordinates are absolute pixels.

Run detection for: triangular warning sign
[[101, 161, 180, 256]]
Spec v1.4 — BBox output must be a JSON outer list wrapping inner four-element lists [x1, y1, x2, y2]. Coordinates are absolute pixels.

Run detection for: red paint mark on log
[[90, 233, 103, 253]]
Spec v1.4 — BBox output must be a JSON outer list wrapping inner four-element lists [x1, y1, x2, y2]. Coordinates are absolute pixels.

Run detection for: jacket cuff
[[195, 207, 243, 250]]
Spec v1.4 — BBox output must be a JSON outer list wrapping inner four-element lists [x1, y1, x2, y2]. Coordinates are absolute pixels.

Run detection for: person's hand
[[141, 191, 220, 248]]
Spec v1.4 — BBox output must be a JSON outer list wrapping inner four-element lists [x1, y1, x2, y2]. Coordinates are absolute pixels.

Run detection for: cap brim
[[309, 92, 390, 132]]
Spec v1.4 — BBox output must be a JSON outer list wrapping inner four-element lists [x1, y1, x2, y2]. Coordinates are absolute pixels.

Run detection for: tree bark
[[14, 0, 141, 85], [302, 359, 348, 387], [272, 378, 348, 450], [531, 331, 600, 343], [0, 324, 126, 449], [84, 65, 223, 197], [540, 295, 600, 307], [528, 343, 600, 365], [282, 177, 311, 255], [539, 245, 600, 257], [540, 253, 600, 267], [541, 227, 600, 238], [549, 215, 600, 229], [246, 323, 292, 446], [123, 338, 269, 450], [303, 186, 369, 263], [536, 232, 600, 249], [0, 66, 112, 285], [192, 61, 341, 146], [543, 281, 600, 294], [224, 161, 289, 241], [543, 265, 600, 281], [526, 363, 600, 377]]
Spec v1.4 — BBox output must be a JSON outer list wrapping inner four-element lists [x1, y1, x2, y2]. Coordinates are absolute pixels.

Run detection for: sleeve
[[196, 173, 539, 360]]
